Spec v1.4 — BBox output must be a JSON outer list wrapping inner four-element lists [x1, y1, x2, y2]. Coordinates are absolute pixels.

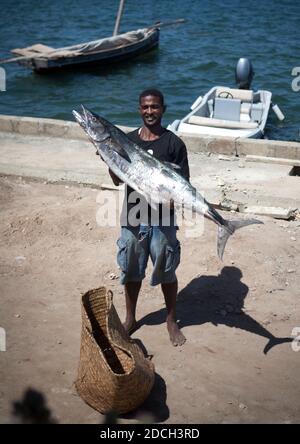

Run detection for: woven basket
[[75, 287, 155, 414]]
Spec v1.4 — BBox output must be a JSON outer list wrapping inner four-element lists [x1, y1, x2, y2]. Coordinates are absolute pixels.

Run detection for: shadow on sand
[[138, 266, 293, 355], [119, 338, 169, 423]]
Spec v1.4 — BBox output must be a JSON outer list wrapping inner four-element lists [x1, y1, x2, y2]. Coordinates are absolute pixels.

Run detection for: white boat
[[168, 86, 272, 139], [168, 59, 284, 139]]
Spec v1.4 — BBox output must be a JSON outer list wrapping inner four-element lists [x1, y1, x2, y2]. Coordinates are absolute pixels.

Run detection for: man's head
[[139, 89, 166, 128]]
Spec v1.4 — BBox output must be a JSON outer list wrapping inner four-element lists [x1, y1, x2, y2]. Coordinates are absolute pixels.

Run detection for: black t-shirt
[[120, 128, 190, 226]]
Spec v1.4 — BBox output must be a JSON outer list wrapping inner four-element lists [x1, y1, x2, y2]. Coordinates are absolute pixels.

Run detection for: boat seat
[[213, 98, 241, 121], [250, 103, 264, 122], [187, 115, 258, 129], [240, 102, 251, 122], [215, 87, 253, 102], [192, 87, 263, 125]]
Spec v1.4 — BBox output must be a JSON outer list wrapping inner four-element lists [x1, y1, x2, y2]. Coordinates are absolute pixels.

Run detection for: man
[[109, 89, 190, 346]]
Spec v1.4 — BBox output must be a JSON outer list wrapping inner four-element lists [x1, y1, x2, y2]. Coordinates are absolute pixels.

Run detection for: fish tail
[[217, 218, 263, 260]]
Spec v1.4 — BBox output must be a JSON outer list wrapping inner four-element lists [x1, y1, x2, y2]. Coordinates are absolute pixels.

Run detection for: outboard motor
[[235, 58, 254, 90], [235, 57, 284, 121]]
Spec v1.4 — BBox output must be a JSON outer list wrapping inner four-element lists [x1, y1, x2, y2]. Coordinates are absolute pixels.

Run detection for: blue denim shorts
[[116, 225, 181, 286]]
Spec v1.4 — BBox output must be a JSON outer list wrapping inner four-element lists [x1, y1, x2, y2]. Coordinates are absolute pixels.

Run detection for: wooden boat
[[3, 27, 159, 73]]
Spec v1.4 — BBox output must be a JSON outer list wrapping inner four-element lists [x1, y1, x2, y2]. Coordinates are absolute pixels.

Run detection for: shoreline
[[0, 114, 300, 159]]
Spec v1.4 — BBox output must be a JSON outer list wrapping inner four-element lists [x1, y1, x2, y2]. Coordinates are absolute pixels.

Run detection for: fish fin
[[217, 218, 263, 260], [162, 161, 181, 170], [112, 145, 131, 163]]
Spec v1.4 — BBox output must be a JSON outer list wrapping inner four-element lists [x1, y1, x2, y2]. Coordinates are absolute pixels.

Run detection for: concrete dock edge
[[0, 114, 300, 160]]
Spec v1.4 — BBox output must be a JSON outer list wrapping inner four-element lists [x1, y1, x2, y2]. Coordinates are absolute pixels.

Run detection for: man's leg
[[123, 281, 142, 334], [117, 225, 150, 335], [161, 280, 186, 347], [150, 226, 185, 346]]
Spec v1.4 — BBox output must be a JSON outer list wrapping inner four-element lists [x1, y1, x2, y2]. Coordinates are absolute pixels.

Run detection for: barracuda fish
[[72, 105, 262, 259]]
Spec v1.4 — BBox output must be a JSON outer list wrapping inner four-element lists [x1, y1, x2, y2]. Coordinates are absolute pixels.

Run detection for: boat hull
[[18, 28, 159, 73], [175, 121, 263, 139]]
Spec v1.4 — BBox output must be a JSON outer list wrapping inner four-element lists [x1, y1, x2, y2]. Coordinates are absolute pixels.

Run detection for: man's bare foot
[[122, 319, 138, 335], [167, 319, 186, 346]]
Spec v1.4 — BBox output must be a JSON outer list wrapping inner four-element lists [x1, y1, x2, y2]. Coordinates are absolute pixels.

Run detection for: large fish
[[73, 105, 262, 259]]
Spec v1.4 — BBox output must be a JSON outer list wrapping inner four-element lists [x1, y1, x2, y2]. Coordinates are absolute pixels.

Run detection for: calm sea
[[0, 0, 299, 141]]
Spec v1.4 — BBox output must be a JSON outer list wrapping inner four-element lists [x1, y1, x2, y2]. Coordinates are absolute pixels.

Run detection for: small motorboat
[[168, 58, 284, 139]]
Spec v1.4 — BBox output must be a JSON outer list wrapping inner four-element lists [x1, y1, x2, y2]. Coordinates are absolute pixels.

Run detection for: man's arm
[[173, 139, 190, 182]]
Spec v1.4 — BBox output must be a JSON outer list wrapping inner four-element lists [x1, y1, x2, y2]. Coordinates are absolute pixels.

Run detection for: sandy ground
[[0, 175, 300, 424]]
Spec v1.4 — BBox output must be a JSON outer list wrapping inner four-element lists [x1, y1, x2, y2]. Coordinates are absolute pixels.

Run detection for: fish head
[[72, 106, 110, 143], [72, 109, 86, 130]]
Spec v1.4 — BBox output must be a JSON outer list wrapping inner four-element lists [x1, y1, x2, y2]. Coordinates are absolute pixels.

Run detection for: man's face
[[139, 95, 165, 127]]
